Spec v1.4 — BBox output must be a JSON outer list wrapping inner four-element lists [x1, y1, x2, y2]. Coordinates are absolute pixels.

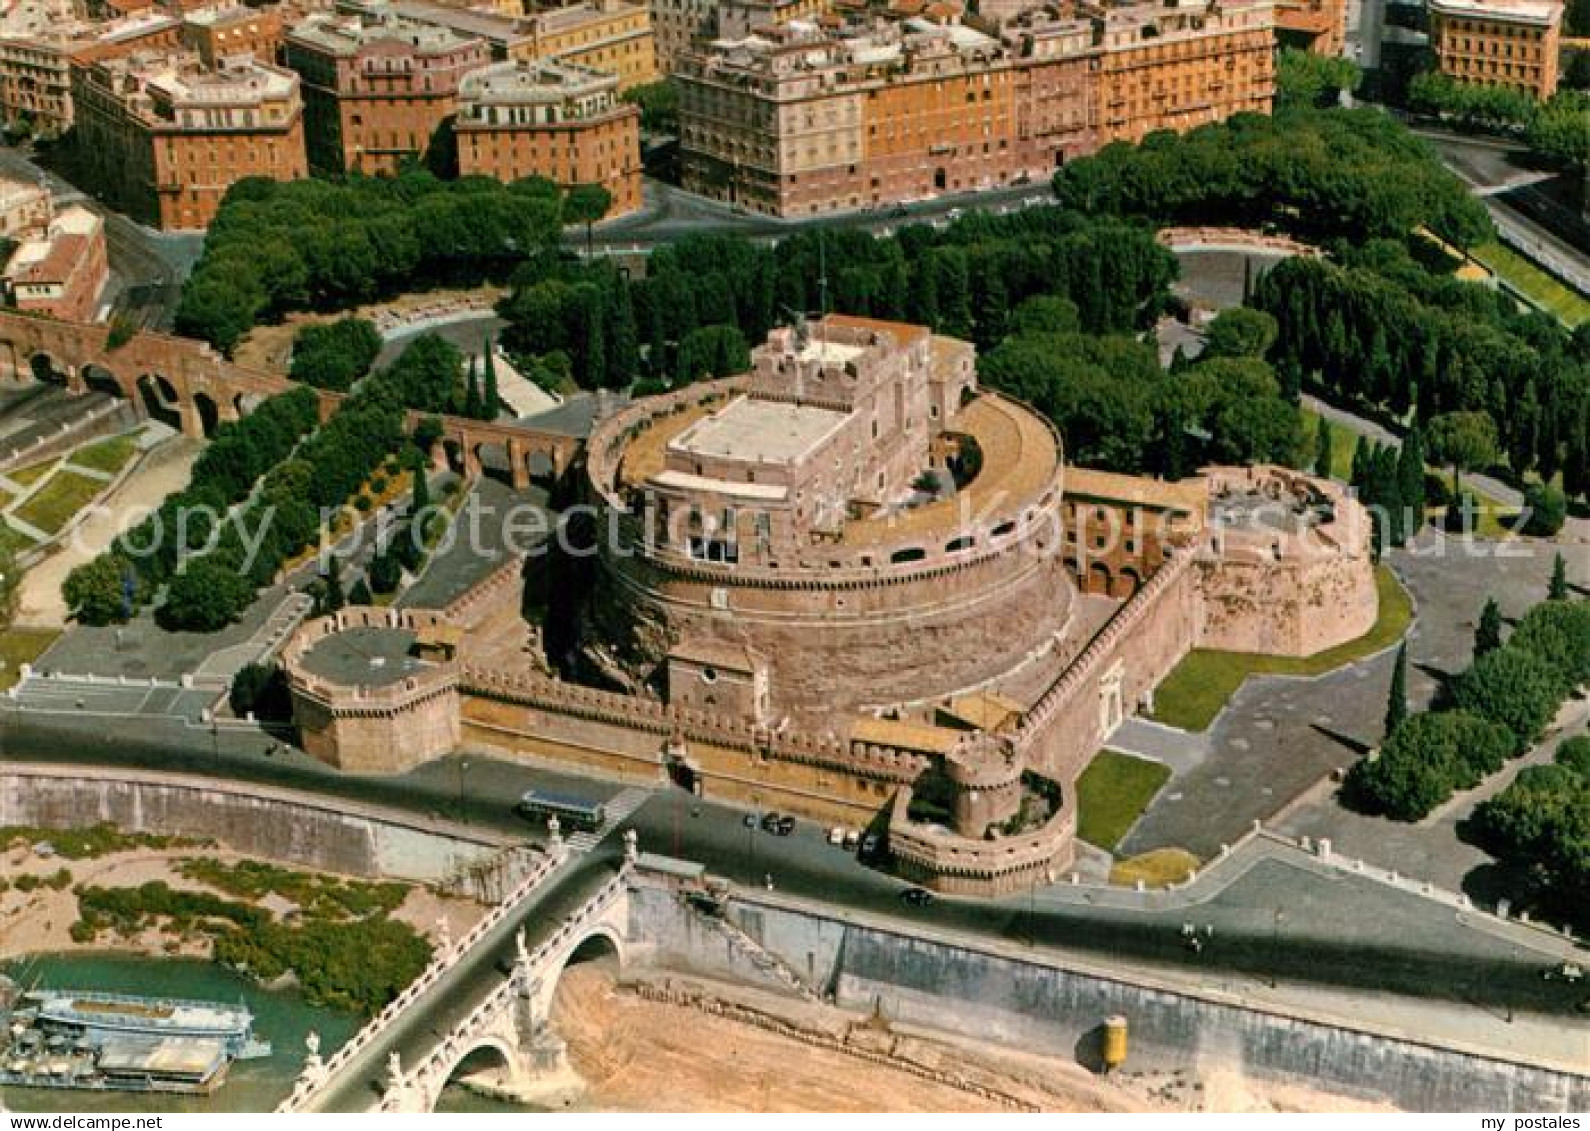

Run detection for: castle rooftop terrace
[[668, 394, 848, 466], [298, 626, 428, 688]]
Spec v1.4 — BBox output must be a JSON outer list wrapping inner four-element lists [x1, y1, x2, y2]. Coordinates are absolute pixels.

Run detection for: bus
[[516, 789, 607, 833]]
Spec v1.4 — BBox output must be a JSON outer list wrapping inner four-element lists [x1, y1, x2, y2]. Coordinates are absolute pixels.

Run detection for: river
[[0, 953, 535, 1113]]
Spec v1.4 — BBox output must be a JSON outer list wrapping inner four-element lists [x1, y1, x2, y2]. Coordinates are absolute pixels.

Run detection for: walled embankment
[[625, 883, 1589, 1112], [0, 763, 513, 885]]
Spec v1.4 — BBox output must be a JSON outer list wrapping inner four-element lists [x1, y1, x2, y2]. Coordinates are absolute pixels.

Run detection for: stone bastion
[[282, 605, 463, 774]]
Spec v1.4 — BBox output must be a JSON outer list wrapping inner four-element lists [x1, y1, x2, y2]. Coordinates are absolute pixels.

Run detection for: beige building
[[70, 50, 307, 229], [649, 0, 830, 70], [456, 58, 642, 213], [0, 174, 52, 237], [677, 0, 1272, 217], [0, 6, 180, 135], [1428, 0, 1562, 99], [517, 0, 657, 89]]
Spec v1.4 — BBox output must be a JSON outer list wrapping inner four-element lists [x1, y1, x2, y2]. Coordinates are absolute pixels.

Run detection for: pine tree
[[349, 576, 373, 607], [482, 338, 500, 419], [1314, 419, 1334, 479], [1549, 552, 1569, 601], [1475, 596, 1503, 658], [1384, 641, 1408, 737]]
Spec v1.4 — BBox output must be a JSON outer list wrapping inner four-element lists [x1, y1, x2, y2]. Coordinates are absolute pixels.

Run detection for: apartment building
[[284, 6, 488, 174], [1428, 0, 1562, 99], [70, 50, 306, 228], [677, 0, 1273, 217], [455, 57, 640, 212], [648, 0, 830, 70], [181, 4, 287, 66], [0, 4, 179, 134], [517, 0, 656, 89]]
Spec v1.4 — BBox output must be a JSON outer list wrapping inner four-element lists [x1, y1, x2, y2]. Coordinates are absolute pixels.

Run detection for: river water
[[0, 952, 359, 1113], [0, 953, 534, 1113]]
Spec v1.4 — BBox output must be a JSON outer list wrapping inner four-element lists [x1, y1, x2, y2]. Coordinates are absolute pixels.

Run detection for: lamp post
[[747, 793, 758, 887], [456, 757, 470, 826]]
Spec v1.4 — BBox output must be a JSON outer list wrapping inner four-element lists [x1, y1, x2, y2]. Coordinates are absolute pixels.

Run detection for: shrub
[[1521, 481, 1568, 537], [1451, 645, 1569, 750], [290, 318, 382, 392], [1509, 600, 1590, 688], [1345, 709, 1515, 819]]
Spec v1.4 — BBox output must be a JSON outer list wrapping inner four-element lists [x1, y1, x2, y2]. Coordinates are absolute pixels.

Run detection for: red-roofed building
[[2, 204, 108, 322]]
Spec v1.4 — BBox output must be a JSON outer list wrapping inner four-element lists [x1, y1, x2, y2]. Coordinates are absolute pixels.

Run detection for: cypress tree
[[1549, 552, 1569, 601], [1314, 419, 1334, 479], [463, 358, 483, 419], [321, 554, 345, 614], [349, 576, 373, 607], [1384, 642, 1408, 738], [1395, 429, 1425, 543], [1350, 435, 1371, 492], [482, 338, 501, 419], [410, 455, 431, 517], [1475, 597, 1503, 658]]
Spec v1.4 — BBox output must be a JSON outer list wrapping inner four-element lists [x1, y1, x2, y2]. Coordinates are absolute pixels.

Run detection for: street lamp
[[747, 793, 758, 887], [456, 757, 470, 826], [1269, 908, 1285, 988]]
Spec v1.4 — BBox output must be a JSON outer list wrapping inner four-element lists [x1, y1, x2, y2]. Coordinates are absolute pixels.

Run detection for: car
[[827, 826, 845, 846], [842, 830, 860, 851], [759, 811, 782, 832], [775, 815, 796, 836], [858, 832, 881, 859], [899, 888, 934, 907], [742, 813, 758, 829]]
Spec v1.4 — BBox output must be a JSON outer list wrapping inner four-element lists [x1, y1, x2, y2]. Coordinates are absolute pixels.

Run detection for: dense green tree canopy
[[1451, 644, 1570, 749], [290, 318, 383, 392]]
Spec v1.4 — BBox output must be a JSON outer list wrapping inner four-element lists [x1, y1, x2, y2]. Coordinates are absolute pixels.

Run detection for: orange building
[[1274, 0, 1346, 55], [1091, 0, 1275, 145], [517, 0, 657, 89], [455, 58, 641, 214], [2, 204, 109, 322], [284, 6, 489, 175], [1428, 0, 1562, 99], [677, 0, 1274, 217], [70, 50, 307, 229]]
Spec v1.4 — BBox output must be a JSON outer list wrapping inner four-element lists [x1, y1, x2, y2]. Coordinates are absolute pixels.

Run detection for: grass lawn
[[67, 433, 140, 476], [1299, 409, 1359, 482], [1470, 242, 1590, 328], [0, 627, 59, 689], [1075, 749, 1172, 850], [1149, 563, 1413, 732], [1110, 847, 1200, 889], [7, 458, 57, 488], [0, 521, 36, 559], [13, 469, 107, 536]]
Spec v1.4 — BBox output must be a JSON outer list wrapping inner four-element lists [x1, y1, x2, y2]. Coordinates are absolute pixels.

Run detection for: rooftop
[[668, 394, 849, 467], [297, 626, 431, 687], [1427, 0, 1562, 22], [458, 56, 619, 102]]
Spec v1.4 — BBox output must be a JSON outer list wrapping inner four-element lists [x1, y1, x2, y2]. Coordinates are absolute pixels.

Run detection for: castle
[[285, 315, 1378, 894]]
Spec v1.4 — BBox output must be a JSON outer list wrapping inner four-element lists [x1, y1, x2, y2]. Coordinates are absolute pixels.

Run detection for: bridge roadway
[[310, 854, 620, 1113]]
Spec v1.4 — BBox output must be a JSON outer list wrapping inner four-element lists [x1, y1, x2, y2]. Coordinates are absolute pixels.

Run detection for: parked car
[[775, 815, 796, 836], [842, 830, 860, 852], [899, 887, 934, 907], [858, 832, 881, 860], [828, 826, 845, 846], [742, 813, 758, 829], [759, 811, 782, 833]]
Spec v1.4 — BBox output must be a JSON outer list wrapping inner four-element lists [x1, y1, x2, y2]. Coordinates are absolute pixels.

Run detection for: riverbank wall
[[624, 881, 1590, 1112], [0, 764, 516, 887]]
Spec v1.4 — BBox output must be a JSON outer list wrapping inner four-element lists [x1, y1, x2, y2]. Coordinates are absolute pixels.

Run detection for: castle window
[[700, 666, 718, 684]]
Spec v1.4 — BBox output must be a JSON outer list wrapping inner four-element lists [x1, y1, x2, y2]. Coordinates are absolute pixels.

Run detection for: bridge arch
[[429, 1035, 519, 1102], [29, 351, 69, 387], [137, 373, 185, 433], [193, 390, 221, 437], [81, 362, 128, 400]]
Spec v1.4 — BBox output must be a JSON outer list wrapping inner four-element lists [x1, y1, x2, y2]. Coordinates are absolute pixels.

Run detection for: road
[[2, 708, 1584, 1028]]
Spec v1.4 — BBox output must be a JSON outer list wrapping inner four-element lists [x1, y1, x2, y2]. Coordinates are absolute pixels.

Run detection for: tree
[[1451, 645, 1569, 750], [63, 555, 133, 627], [1549, 551, 1569, 600], [1202, 308, 1278, 359], [1523, 482, 1568, 537], [675, 325, 750, 385], [1346, 710, 1510, 819], [482, 338, 501, 419], [319, 554, 346, 615], [1396, 428, 1425, 534], [1276, 48, 1362, 108], [1475, 596, 1503, 658], [462, 357, 482, 419], [290, 318, 382, 391], [410, 458, 432, 518], [349, 576, 374, 607], [1009, 295, 1080, 336], [0, 535, 17, 628], [1384, 642, 1408, 737], [1350, 435, 1371, 492], [1510, 599, 1590, 687], [159, 559, 255, 632], [229, 661, 291, 720], [1314, 419, 1334, 479], [368, 550, 401, 595], [563, 183, 612, 257], [1427, 411, 1500, 473]]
